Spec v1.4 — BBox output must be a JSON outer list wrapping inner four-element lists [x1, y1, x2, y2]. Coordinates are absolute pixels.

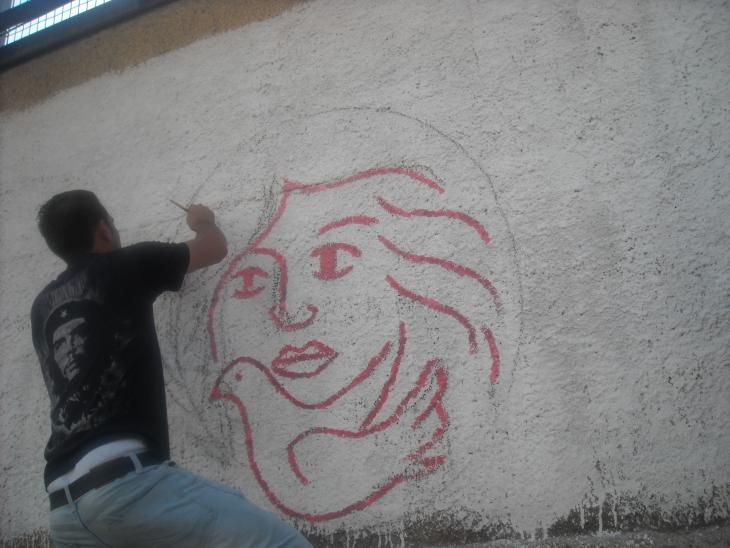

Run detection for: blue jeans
[[49, 461, 312, 548]]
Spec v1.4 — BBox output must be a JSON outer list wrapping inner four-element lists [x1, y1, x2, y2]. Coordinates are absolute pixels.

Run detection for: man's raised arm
[[185, 204, 228, 273]]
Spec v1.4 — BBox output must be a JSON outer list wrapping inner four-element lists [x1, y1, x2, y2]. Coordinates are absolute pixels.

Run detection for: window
[[0, 0, 172, 70], [3, 0, 114, 46]]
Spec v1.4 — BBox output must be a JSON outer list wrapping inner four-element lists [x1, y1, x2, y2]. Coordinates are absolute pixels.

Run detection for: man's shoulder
[[31, 257, 106, 324], [30, 286, 48, 322], [92, 242, 181, 269], [30, 275, 67, 342], [112, 241, 188, 272], [31, 274, 64, 319], [109, 241, 190, 296], [117, 241, 188, 257]]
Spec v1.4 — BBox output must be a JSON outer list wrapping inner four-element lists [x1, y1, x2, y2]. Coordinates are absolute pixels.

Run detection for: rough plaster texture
[[1, 0, 729, 545], [0, 0, 303, 112]]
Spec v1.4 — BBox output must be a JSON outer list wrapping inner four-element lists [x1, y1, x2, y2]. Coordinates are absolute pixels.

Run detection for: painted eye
[[311, 243, 361, 280], [232, 267, 269, 299]]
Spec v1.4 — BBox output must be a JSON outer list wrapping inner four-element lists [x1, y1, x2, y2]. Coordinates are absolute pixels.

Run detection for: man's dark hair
[[37, 190, 109, 262]]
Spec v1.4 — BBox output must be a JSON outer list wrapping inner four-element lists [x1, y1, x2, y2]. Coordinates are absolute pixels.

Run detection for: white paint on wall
[[1, 0, 729, 542]]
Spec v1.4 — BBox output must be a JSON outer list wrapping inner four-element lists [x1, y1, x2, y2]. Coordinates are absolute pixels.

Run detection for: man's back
[[31, 242, 189, 488]]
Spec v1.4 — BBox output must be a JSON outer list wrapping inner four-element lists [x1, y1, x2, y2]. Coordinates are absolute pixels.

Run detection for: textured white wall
[[1, 0, 729, 543]]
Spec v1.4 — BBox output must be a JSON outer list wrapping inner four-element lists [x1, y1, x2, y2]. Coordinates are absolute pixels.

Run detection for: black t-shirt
[[30, 242, 189, 488]]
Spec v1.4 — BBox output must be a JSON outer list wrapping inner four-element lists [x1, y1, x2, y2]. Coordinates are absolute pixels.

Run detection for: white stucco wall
[[1, 0, 728, 544]]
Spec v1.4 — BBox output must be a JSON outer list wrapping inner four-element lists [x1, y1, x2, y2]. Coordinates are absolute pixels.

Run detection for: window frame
[[0, 0, 175, 71]]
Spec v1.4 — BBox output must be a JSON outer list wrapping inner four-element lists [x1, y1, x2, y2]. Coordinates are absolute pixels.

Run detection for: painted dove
[[209, 322, 448, 522]]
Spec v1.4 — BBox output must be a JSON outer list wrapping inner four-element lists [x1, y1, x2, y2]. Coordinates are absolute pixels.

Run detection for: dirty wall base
[[3, 521, 730, 548]]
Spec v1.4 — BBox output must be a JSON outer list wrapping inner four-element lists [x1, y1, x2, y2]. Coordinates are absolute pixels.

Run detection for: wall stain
[[4, 507, 730, 548], [548, 485, 730, 537]]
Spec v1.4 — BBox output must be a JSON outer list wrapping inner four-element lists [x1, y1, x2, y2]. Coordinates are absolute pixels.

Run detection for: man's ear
[[92, 219, 117, 252]]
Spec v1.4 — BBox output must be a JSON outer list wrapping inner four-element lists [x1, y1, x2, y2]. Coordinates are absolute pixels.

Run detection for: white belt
[[47, 437, 148, 494]]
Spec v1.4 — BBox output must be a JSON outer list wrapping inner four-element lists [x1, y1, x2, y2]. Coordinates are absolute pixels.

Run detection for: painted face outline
[[209, 166, 502, 382], [213, 169, 423, 374], [52, 316, 89, 381], [207, 165, 506, 522]]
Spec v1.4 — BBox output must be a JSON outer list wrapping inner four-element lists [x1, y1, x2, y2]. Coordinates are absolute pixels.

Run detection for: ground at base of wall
[[3, 523, 730, 548], [429, 523, 730, 548]]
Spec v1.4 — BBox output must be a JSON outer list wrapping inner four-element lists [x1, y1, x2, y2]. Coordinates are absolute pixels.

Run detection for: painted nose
[[269, 304, 318, 331]]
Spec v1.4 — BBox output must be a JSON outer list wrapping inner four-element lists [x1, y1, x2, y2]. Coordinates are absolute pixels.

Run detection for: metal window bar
[[3, 0, 114, 45], [0, 0, 70, 31], [0, 0, 176, 70]]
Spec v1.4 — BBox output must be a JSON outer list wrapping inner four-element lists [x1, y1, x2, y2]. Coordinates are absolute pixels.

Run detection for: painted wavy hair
[[208, 165, 503, 385]]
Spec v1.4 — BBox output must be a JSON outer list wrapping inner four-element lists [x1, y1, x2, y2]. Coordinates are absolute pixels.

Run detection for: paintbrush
[[169, 199, 189, 212]]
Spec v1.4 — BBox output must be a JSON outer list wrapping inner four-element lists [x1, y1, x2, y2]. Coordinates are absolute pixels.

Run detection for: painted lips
[[271, 341, 338, 379]]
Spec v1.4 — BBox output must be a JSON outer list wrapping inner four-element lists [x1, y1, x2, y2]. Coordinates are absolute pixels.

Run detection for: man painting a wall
[[1, 0, 728, 545], [31, 190, 312, 547]]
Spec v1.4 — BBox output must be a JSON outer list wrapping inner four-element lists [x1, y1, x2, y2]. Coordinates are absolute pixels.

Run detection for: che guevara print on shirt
[[32, 268, 134, 451]]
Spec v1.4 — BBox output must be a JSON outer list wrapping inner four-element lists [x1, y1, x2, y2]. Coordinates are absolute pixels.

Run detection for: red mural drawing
[[208, 166, 503, 522]]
